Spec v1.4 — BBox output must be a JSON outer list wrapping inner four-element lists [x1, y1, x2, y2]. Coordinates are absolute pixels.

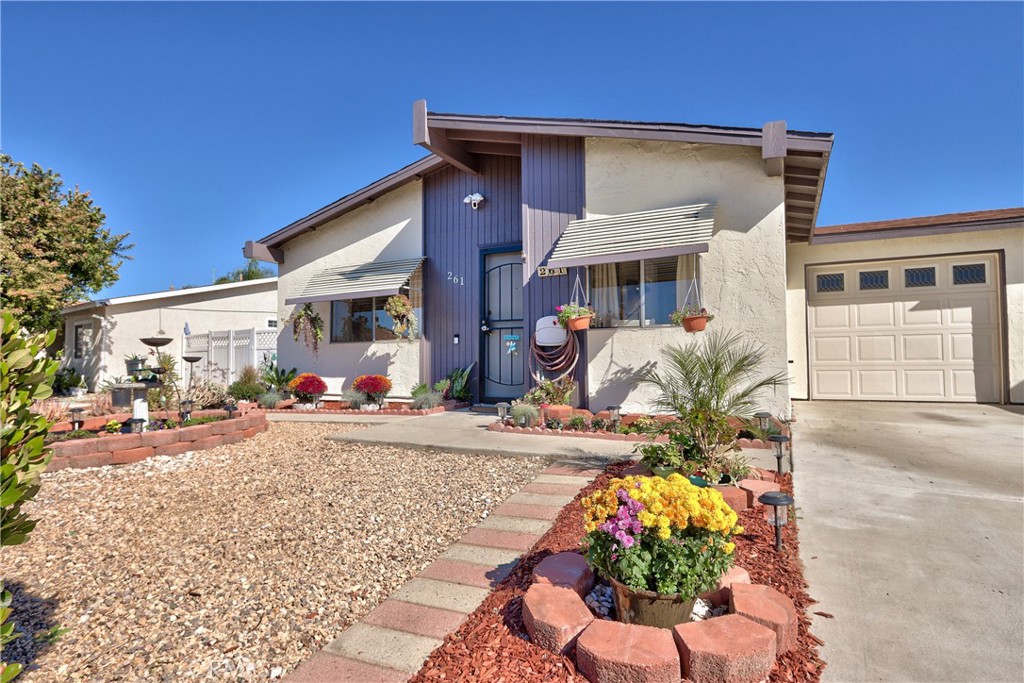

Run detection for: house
[[245, 101, 1022, 412], [61, 277, 278, 390]]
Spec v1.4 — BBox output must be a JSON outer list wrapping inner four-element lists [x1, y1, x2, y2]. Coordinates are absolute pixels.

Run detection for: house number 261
[[446, 272, 465, 286]]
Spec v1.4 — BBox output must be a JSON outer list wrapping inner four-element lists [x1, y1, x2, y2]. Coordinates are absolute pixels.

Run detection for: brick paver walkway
[[287, 462, 602, 682]]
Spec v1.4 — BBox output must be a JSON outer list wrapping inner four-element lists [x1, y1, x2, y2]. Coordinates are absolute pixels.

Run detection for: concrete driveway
[[792, 401, 1023, 683]]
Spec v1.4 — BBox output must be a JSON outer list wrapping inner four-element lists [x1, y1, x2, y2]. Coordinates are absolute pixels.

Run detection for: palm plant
[[643, 329, 786, 466]]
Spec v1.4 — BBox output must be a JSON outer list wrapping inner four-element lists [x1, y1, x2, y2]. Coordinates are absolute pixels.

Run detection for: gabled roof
[[62, 277, 278, 314], [813, 207, 1024, 243]]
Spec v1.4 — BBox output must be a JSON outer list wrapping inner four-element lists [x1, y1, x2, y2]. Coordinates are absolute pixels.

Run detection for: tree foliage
[[1, 312, 59, 681], [0, 155, 133, 333], [213, 259, 274, 284]]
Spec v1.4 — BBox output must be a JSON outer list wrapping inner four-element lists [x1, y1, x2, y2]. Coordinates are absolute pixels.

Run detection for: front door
[[481, 251, 526, 401]]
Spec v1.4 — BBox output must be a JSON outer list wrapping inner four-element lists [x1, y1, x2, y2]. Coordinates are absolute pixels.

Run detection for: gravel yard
[[3, 422, 549, 682]]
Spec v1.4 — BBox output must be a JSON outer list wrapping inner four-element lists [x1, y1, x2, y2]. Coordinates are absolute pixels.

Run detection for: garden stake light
[[768, 434, 791, 474], [495, 402, 510, 423], [179, 400, 193, 422], [69, 407, 84, 431], [126, 418, 145, 434], [754, 410, 772, 433], [607, 405, 622, 430], [225, 403, 237, 419], [759, 490, 794, 551]]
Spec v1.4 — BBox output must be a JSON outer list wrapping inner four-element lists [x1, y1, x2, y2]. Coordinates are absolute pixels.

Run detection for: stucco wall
[[277, 180, 423, 397], [62, 282, 278, 390], [584, 138, 790, 416], [787, 225, 1024, 404]]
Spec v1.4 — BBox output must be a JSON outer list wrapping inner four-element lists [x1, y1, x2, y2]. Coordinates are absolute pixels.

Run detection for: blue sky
[[3, 1, 1021, 298]]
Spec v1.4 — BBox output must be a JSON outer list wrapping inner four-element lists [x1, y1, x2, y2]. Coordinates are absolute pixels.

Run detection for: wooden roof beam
[[413, 99, 480, 175], [762, 120, 786, 177], [445, 129, 523, 144], [464, 141, 522, 157]]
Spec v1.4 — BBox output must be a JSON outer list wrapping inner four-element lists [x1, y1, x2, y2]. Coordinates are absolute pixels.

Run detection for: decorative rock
[[700, 565, 752, 607], [673, 613, 777, 683], [737, 479, 781, 507], [522, 584, 594, 655], [533, 552, 595, 597], [585, 583, 615, 619], [576, 619, 680, 683], [712, 485, 748, 512], [730, 583, 799, 653]]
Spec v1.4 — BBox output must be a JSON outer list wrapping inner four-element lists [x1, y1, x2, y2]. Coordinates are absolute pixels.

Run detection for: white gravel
[[3, 422, 549, 681]]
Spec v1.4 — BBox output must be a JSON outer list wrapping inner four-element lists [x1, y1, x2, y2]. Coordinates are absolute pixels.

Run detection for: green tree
[[1, 313, 59, 682], [213, 259, 274, 284], [0, 155, 133, 333]]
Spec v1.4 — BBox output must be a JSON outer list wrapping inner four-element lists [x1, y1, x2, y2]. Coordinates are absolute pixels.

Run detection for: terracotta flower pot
[[565, 315, 593, 331], [681, 315, 709, 332], [609, 576, 696, 628]]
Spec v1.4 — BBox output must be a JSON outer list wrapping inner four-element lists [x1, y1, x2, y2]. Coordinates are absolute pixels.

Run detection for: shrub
[[52, 366, 82, 395], [146, 352, 180, 411], [2, 313, 59, 681], [289, 373, 328, 403], [236, 365, 263, 386], [591, 417, 608, 432], [629, 415, 659, 434], [581, 474, 742, 597], [521, 377, 575, 406], [228, 380, 265, 402], [32, 399, 69, 423], [341, 388, 368, 409], [433, 378, 451, 397], [59, 429, 99, 441], [262, 363, 298, 393], [411, 390, 443, 410], [182, 416, 225, 427], [510, 404, 539, 427], [545, 417, 563, 430], [257, 392, 283, 409], [164, 419, 178, 429], [411, 383, 429, 398], [189, 379, 229, 409], [446, 362, 475, 402], [87, 391, 113, 416], [634, 442, 683, 471], [352, 375, 391, 405], [567, 415, 589, 431]]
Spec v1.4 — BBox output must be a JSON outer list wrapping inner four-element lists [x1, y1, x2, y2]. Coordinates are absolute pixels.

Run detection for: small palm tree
[[643, 329, 787, 465]]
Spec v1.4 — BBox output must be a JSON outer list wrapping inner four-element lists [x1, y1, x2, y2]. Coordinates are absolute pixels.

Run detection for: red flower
[[352, 374, 392, 397], [288, 373, 327, 400]]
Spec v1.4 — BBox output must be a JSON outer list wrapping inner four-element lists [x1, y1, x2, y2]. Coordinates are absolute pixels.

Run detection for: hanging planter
[[555, 302, 594, 331], [384, 294, 418, 339], [670, 306, 715, 333], [287, 303, 324, 355]]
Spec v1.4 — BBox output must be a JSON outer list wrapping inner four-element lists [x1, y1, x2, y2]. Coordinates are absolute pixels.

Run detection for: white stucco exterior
[[583, 138, 791, 416], [276, 180, 424, 397], [62, 278, 278, 390], [787, 224, 1024, 404]]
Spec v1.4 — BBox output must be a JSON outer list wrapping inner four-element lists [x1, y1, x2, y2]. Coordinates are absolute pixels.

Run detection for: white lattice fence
[[184, 328, 277, 384]]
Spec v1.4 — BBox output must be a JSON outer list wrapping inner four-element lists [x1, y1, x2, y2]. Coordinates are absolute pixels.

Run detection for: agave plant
[[642, 329, 786, 466]]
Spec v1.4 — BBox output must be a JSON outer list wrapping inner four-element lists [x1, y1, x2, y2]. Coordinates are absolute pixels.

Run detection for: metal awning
[[546, 203, 716, 268], [284, 257, 424, 305]]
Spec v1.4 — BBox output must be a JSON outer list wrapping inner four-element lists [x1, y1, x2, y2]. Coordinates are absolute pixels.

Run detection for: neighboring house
[[245, 101, 1023, 412], [61, 277, 278, 390]]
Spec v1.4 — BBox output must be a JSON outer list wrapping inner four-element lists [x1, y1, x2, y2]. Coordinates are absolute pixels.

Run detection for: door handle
[[480, 320, 491, 333]]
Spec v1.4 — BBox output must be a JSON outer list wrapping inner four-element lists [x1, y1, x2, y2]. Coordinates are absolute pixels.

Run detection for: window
[[816, 273, 845, 293], [73, 323, 92, 359], [952, 263, 986, 285], [330, 268, 422, 342], [589, 256, 699, 328], [859, 270, 889, 290], [266, 319, 278, 328], [904, 267, 936, 288]]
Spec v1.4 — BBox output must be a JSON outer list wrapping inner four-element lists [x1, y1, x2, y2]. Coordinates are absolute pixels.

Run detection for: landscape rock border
[[523, 552, 798, 683]]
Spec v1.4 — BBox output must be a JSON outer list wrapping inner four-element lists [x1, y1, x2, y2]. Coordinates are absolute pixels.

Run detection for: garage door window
[[859, 270, 889, 290], [904, 267, 936, 288], [952, 263, 986, 285], [816, 273, 845, 293]]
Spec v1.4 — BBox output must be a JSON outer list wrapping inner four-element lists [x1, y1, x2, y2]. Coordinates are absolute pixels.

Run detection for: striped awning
[[285, 257, 423, 305], [546, 203, 716, 268]]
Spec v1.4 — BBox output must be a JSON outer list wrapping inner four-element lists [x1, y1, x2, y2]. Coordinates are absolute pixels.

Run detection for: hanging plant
[[670, 305, 715, 333], [287, 303, 324, 355], [384, 294, 418, 339]]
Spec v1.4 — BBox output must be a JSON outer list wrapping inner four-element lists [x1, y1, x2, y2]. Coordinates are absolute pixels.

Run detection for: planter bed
[[267, 401, 471, 416], [410, 465, 823, 683], [487, 420, 786, 450], [48, 411, 268, 471]]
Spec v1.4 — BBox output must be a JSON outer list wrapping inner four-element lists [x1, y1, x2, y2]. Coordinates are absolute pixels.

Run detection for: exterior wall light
[[179, 400, 194, 422], [495, 402, 511, 423], [463, 193, 485, 210], [768, 434, 791, 475], [758, 490, 794, 550], [126, 417, 145, 434], [69, 407, 84, 431], [754, 410, 772, 433]]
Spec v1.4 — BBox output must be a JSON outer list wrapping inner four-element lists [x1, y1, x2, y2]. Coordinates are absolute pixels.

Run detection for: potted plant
[[581, 473, 743, 628], [384, 294, 418, 339], [125, 353, 147, 375], [555, 303, 595, 331], [288, 372, 327, 410], [633, 442, 683, 478], [510, 403, 539, 427], [69, 374, 88, 398], [352, 374, 392, 407], [669, 305, 715, 332]]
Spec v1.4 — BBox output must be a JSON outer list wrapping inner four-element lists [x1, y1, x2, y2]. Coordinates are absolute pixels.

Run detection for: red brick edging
[[267, 402, 471, 417], [486, 422, 777, 450], [48, 411, 268, 471]]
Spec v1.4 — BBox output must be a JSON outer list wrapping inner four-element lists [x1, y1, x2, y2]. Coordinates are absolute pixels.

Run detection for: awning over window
[[546, 203, 716, 268], [284, 257, 424, 305]]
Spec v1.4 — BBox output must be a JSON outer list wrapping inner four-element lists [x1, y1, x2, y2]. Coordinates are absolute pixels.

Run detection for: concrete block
[[390, 577, 490, 615], [323, 622, 441, 674], [533, 552, 595, 597], [674, 613, 777, 683], [522, 583, 593, 655], [362, 599, 467, 640], [576, 619, 681, 683], [478, 515, 553, 535], [730, 583, 799, 653]]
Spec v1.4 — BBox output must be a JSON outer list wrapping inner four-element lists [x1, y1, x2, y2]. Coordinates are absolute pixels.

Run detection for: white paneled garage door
[[808, 253, 1002, 402]]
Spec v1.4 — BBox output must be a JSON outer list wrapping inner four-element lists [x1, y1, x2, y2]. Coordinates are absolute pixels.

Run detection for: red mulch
[[410, 464, 825, 683]]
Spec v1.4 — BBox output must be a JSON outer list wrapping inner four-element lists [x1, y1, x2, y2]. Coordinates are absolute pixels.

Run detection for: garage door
[[808, 254, 1002, 402]]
